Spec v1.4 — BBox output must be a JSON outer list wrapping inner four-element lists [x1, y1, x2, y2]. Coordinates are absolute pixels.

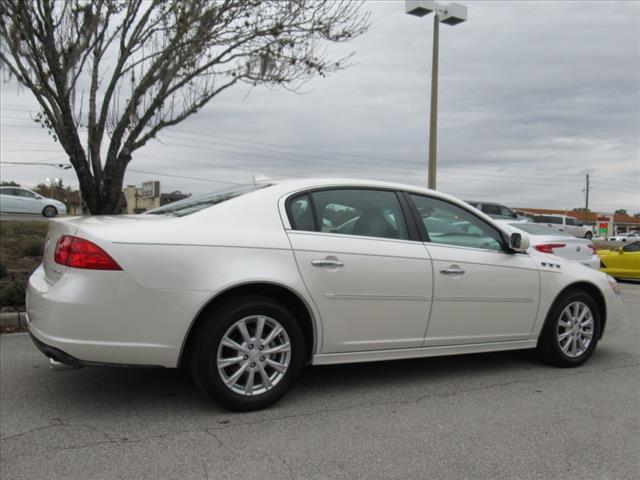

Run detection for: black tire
[[537, 289, 601, 367], [189, 295, 305, 411], [42, 206, 57, 218], [584, 231, 592, 240]]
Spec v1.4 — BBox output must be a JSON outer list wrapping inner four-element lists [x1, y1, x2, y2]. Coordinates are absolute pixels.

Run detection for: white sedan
[[497, 221, 600, 270], [26, 179, 623, 411], [0, 186, 67, 217], [609, 233, 640, 242]]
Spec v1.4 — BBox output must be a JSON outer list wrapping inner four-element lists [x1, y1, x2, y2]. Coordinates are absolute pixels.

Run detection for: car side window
[[482, 204, 500, 216], [310, 189, 409, 241], [288, 193, 315, 231], [623, 241, 640, 253], [499, 206, 517, 218], [409, 194, 505, 252], [0, 189, 17, 196], [565, 218, 576, 226], [16, 189, 37, 198]]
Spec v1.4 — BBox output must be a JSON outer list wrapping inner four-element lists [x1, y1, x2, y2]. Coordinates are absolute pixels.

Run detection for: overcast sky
[[1, 0, 639, 213]]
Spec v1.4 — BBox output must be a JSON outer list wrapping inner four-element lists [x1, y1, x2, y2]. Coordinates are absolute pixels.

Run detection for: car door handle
[[440, 265, 465, 275], [311, 258, 345, 268]]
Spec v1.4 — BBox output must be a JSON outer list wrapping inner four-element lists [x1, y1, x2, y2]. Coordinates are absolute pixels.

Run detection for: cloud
[[1, 0, 638, 213]]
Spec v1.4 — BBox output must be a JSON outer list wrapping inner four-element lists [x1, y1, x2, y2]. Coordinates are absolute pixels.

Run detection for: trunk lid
[[42, 214, 173, 284], [547, 237, 594, 261]]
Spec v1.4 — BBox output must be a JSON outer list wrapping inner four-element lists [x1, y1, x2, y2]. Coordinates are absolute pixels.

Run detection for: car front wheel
[[189, 295, 305, 411], [584, 231, 592, 240], [537, 289, 600, 367], [42, 206, 57, 218]]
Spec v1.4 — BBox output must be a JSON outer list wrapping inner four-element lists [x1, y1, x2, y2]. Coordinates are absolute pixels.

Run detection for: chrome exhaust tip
[[49, 358, 79, 371]]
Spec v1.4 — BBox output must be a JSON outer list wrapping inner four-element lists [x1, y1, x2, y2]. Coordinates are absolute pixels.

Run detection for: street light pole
[[406, 1, 467, 190], [428, 12, 440, 190]]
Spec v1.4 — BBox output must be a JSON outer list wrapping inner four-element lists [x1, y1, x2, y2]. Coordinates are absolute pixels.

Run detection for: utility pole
[[427, 12, 440, 190], [585, 173, 590, 213]]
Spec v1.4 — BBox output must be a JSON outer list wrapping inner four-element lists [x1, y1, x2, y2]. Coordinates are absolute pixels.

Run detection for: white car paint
[[0, 186, 67, 216], [27, 179, 623, 375]]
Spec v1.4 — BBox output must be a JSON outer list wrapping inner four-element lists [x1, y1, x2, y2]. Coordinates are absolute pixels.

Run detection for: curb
[[0, 312, 27, 328]]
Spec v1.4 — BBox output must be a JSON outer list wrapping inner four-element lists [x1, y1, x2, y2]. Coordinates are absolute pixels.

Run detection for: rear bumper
[[26, 265, 208, 368]]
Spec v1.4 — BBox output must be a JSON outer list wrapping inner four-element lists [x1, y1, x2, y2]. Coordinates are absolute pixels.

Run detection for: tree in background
[[0, 181, 21, 187], [615, 209, 628, 215], [0, 0, 369, 213], [33, 181, 73, 206]]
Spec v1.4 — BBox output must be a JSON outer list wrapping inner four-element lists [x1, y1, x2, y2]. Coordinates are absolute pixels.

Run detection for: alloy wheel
[[216, 315, 291, 396], [556, 301, 594, 358]]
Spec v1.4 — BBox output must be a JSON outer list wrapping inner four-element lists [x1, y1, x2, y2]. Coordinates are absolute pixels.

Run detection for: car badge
[[576, 246, 581, 252]]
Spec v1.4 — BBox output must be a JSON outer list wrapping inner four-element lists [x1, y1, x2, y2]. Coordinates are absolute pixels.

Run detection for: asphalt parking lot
[[1, 283, 638, 480]]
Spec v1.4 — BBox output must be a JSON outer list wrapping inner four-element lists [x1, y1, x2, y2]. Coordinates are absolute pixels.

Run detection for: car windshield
[[147, 184, 270, 217], [507, 223, 566, 236]]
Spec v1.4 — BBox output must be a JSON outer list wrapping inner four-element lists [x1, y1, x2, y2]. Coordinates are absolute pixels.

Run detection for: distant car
[[599, 241, 640, 280], [496, 221, 599, 270], [531, 214, 593, 239], [465, 201, 529, 222], [0, 187, 67, 217], [608, 232, 640, 242]]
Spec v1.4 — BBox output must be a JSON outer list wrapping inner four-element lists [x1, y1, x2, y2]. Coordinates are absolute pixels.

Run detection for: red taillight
[[534, 243, 566, 254], [587, 243, 597, 255], [54, 235, 122, 270]]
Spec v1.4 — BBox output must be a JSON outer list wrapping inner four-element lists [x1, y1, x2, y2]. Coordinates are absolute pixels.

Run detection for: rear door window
[[291, 189, 410, 241]]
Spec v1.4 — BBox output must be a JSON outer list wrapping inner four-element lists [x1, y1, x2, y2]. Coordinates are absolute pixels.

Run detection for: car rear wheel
[[189, 295, 305, 411], [537, 289, 600, 367], [42, 206, 57, 218]]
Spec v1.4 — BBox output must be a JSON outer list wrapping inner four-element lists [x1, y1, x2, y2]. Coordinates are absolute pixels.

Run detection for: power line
[[127, 168, 242, 186]]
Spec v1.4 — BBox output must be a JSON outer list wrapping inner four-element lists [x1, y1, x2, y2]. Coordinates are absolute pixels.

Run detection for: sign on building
[[140, 181, 160, 198]]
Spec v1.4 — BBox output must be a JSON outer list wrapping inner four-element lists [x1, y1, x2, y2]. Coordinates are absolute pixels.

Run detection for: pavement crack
[[200, 459, 210, 480]]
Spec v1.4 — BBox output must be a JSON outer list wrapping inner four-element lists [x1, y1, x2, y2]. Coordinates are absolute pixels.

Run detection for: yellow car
[[599, 241, 640, 280]]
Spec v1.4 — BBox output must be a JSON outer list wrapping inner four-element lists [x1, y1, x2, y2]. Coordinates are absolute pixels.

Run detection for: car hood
[[597, 249, 618, 257]]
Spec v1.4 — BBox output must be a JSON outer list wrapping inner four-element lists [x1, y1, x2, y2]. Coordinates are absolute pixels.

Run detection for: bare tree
[[0, 0, 369, 214]]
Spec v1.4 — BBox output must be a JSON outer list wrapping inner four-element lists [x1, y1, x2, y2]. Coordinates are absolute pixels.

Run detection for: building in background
[[123, 181, 190, 214], [514, 208, 640, 238]]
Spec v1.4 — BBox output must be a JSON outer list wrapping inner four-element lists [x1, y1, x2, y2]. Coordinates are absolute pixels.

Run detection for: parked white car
[[608, 232, 640, 242], [27, 179, 623, 411], [532, 214, 593, 239], [0, 186, 67, 217], [497, 221, 600, 270], [464, 200, 529, 222]]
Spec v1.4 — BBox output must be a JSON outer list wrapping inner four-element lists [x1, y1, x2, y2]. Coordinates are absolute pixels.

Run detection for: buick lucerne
[[26, 179, 623, 411]]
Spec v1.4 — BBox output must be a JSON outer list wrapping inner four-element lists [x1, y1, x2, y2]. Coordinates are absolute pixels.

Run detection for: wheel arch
[[178, 281, 317, 368], [547, 281, 607, 339]]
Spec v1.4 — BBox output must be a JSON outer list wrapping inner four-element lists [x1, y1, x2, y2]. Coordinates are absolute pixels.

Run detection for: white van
[[531, 214, 593, 239]]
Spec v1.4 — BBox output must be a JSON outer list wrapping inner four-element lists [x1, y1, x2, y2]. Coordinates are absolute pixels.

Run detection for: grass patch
[[0, 221, 48, 311]]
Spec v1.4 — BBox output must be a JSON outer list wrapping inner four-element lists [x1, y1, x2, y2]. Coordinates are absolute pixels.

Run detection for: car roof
[[463, 200, 508, 207]]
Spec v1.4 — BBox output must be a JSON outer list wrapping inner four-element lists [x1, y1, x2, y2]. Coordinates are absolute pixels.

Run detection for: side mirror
[[509, 232, 530, 252]]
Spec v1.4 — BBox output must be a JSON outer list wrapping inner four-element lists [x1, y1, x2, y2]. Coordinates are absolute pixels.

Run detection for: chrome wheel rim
[[557, 301, 594, 358], [217, 315, 291, 396]]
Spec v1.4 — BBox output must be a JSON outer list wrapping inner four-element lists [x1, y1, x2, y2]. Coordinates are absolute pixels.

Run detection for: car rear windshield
[[508, 223, 565, 236], [147, 184, 270, 217]]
